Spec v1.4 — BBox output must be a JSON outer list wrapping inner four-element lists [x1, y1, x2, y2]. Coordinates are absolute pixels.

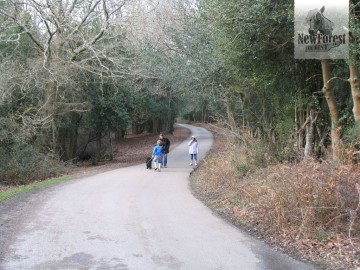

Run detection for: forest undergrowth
[[0, 126, 191, 190], [190, 124, 360, 270]]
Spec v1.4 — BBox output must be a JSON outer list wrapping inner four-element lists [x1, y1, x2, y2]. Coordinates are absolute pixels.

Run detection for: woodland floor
[[0, 126, 190, 191], [70, 126, 191, 178]]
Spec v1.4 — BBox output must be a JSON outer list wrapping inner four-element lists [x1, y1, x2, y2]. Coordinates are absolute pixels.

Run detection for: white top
[[188, 140, 199, 154]]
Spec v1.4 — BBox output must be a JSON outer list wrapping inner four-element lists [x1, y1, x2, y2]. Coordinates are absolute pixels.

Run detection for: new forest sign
[[294, 0, 349, 59]]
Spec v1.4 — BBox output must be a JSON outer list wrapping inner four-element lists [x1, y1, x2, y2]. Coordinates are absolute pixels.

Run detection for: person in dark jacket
[[159, 133, 171, 168]]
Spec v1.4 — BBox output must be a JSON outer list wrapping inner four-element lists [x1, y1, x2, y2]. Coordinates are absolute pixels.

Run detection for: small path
[[0, 124, 319, 270]]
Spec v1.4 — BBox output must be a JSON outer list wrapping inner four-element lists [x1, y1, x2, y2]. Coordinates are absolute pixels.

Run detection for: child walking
[[152, 140, 163, 172]]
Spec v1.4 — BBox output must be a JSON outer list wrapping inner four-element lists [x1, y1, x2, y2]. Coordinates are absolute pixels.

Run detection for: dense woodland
[[0, 1, 359, 268], [0, 0, 359, 183]]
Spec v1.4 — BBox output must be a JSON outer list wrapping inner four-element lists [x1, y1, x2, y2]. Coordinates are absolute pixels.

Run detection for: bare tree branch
[[67, 0, 101, 39]]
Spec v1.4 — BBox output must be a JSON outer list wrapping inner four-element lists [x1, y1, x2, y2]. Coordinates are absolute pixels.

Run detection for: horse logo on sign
[[306, 6, 334, 36]]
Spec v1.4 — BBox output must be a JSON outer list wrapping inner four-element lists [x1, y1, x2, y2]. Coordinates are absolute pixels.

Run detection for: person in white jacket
[[188, 136, 199, 166]]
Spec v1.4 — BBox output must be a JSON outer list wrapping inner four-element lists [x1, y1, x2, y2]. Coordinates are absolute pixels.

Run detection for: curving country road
[[0, 124, 319, 270]]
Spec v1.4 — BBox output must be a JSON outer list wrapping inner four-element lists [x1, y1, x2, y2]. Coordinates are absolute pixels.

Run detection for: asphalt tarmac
[[0, 124, 320, 270]]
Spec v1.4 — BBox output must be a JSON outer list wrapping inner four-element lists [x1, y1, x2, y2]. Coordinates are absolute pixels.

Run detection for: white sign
[[294, 0, 349, 59]]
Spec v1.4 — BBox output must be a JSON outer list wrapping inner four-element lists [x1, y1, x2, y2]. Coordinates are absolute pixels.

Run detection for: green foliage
[[0, 0, 359, 181], [85, 82, 132, 133], [171, 0, 358, 161], [0, 122, 66, 185], [0, 176, 71, 203]]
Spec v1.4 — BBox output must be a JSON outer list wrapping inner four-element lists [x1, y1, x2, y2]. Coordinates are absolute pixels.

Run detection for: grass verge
[[0, 175, 71, 203]]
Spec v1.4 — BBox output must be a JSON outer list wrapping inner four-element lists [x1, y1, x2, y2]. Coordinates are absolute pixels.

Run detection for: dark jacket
[[160, 138, 170, 154]]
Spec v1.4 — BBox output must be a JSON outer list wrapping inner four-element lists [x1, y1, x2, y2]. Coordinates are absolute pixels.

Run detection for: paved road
[[0, 124, 319, 270]]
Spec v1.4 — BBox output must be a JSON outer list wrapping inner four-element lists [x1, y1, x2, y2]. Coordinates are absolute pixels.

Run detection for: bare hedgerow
[[234, 159, 360, 270], [191, 124, 360, 270]]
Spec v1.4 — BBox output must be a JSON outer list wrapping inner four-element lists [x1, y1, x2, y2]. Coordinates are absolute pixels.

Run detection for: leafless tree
[[0, 0, 132, 149]]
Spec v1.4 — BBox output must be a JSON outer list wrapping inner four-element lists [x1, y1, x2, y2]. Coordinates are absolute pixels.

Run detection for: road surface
[[0, 124, 320, 270]]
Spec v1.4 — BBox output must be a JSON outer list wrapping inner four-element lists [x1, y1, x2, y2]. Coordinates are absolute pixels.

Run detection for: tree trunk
[[72, 114, 82, 161], [225, 98, 237, 131], [295, 109, 305, 153], [132, 124, 143, 134], [321, 59, 343, 161], [115, 129, 126, 141], [71, 128, 78, 161], [152, 118, 160, 134], [108, 132, 113, 161], [37, 80, 58, 152], [304, 109, 315, 157], [94, 131, 102, 165], [349, 62, 360, 137]]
